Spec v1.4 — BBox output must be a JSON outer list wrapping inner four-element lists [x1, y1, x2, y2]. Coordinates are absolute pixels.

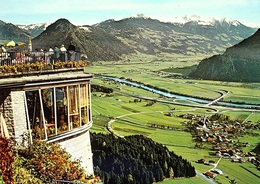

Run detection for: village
[[179, 113, 260, 179]]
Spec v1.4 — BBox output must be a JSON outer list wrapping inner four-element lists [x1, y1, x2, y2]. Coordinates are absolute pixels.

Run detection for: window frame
[[24, 82, 91, 141]]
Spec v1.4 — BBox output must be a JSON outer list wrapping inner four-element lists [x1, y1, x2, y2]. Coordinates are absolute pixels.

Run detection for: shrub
[[0, 137, 15, 184], [16, 136, 87, 183]]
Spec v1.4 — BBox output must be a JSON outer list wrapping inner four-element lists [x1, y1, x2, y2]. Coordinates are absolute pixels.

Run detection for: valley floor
[[86, 56, 260, 184]]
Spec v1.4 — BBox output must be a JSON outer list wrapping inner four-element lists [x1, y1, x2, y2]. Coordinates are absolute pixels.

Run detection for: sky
[[1, 0, 260, 27]]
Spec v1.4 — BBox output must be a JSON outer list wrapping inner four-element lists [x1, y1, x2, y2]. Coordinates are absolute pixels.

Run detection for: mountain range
[[0, 16, 257, 61], [1, 16, 259, 82]]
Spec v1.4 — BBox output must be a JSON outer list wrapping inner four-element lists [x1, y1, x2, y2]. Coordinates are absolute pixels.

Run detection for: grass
[[218, 109, 260, 123], [112, 117, 215, 173], [216, 160, 260, 184], [237, 130, 260, 152], [87, 57, 260, 184], [86, 58, 260, 105], [90, 77, 260, 183], [156, 177, 209, 184]]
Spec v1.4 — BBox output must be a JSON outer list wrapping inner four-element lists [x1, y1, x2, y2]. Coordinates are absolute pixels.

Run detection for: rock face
[[189, 28, 260, 82]]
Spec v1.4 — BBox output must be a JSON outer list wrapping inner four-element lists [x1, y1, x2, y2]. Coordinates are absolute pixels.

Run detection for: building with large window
[[0, 68, 94, 175]]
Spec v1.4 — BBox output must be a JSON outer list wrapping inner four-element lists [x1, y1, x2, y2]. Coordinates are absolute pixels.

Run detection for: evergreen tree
[[91, 133, 196, 183]]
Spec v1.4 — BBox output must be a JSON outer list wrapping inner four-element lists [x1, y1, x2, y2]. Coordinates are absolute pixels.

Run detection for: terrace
[[0, 49, 85, 77]]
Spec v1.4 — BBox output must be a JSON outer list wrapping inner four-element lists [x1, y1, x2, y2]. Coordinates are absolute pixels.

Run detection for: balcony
[[0, 50, 85, 78]]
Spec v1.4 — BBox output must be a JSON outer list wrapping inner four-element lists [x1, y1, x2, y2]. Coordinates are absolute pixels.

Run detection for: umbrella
[[4, 40, 25, 47]]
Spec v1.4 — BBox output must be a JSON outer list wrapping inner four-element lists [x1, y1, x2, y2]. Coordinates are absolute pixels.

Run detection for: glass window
[[26, 90, 45, 139], [87, 84, 92, 122], [41, 89, 55, 136], [68, 85, 80, 129], [80, 84, 88, 125], [56, 87, 69, 133], [25, 82, 90, 140]]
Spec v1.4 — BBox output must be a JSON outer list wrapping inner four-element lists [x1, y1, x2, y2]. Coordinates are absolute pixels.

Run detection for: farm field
[[87, 56, 260, 184], [86, 57, 260, 105]]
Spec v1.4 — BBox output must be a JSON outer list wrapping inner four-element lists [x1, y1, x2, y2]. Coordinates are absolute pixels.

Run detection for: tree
[[91, 133, 196, 183], [168, 167, 174, 178], [127, 173, 134, 183]]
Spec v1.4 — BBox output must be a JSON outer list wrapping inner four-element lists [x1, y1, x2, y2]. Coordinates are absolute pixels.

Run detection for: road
[[204, 90, 229, 106], [108, 111, 218, 184], [106, 90, 258, 184]]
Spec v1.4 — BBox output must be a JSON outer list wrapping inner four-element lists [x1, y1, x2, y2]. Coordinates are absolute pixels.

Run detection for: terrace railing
[[0, 50, 81, 66], [0, 50, 86, 78]]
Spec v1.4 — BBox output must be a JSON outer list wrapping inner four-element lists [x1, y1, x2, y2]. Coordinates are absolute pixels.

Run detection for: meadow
[[86, 55, 260, 184]]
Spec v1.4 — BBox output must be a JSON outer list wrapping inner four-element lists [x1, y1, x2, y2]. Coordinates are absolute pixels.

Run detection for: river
[[101, 76, 260, 110]]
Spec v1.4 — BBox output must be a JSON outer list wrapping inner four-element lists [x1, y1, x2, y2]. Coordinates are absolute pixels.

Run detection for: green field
[[86, 58, 260, 105], [87, 56, 260, 184]]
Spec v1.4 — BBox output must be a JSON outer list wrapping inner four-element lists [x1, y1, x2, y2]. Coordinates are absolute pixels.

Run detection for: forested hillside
[[189, 28, 260, 82], [91, 133, 196, 184]]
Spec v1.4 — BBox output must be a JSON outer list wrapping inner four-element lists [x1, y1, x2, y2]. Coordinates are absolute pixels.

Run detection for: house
[[204, 171, 216, 178], [0, 67, 94, 176], [207, 137, 217, 143], [197, 158, 206, 164]]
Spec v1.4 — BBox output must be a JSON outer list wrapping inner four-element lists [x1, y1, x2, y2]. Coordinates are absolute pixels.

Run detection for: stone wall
[[11, 91, 27, 143], [58, 130, 94, 176], [0, 90, 28, 142], [0, 89, 15, 139]]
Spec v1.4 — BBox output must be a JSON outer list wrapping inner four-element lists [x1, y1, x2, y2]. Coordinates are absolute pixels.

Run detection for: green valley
[[86, 55, 260, 184]]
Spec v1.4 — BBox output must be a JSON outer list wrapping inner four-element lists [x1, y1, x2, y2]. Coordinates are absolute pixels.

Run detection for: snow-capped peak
[[171, 15, 241, 27], [172, 15, 215, 25], [17, 22, 51, 30]]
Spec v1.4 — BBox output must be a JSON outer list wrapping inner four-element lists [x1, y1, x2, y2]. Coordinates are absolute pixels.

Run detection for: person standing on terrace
[[67, 41, 76, 61], [60, 44, 67, 62], [54, 45, 60, 62], [48, 46, 54, 64], [0, 45, 7, 64]]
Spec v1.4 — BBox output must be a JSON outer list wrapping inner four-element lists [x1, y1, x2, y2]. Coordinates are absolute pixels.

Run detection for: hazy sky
[[1, 0, 259, 27]]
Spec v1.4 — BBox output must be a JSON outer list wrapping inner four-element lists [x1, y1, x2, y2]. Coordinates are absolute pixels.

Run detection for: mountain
[[189, 28, 260, 82], [94, 16, 256, 57], [0, 20, 31, 42], [33, 16, 256, 61], [172, 15, 249, 27], [32, 18, 133, 61], [171, 15, 256, 42], [17, 23, 50, 38], [0, 16, 257, 61]]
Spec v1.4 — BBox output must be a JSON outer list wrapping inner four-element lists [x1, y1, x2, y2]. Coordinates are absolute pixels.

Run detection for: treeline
[[91, 133, 196, 184], [91, 84, 113, 93]]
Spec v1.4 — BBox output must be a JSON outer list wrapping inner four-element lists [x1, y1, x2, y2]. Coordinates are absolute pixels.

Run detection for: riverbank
[[100, 75, 260, 110]]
